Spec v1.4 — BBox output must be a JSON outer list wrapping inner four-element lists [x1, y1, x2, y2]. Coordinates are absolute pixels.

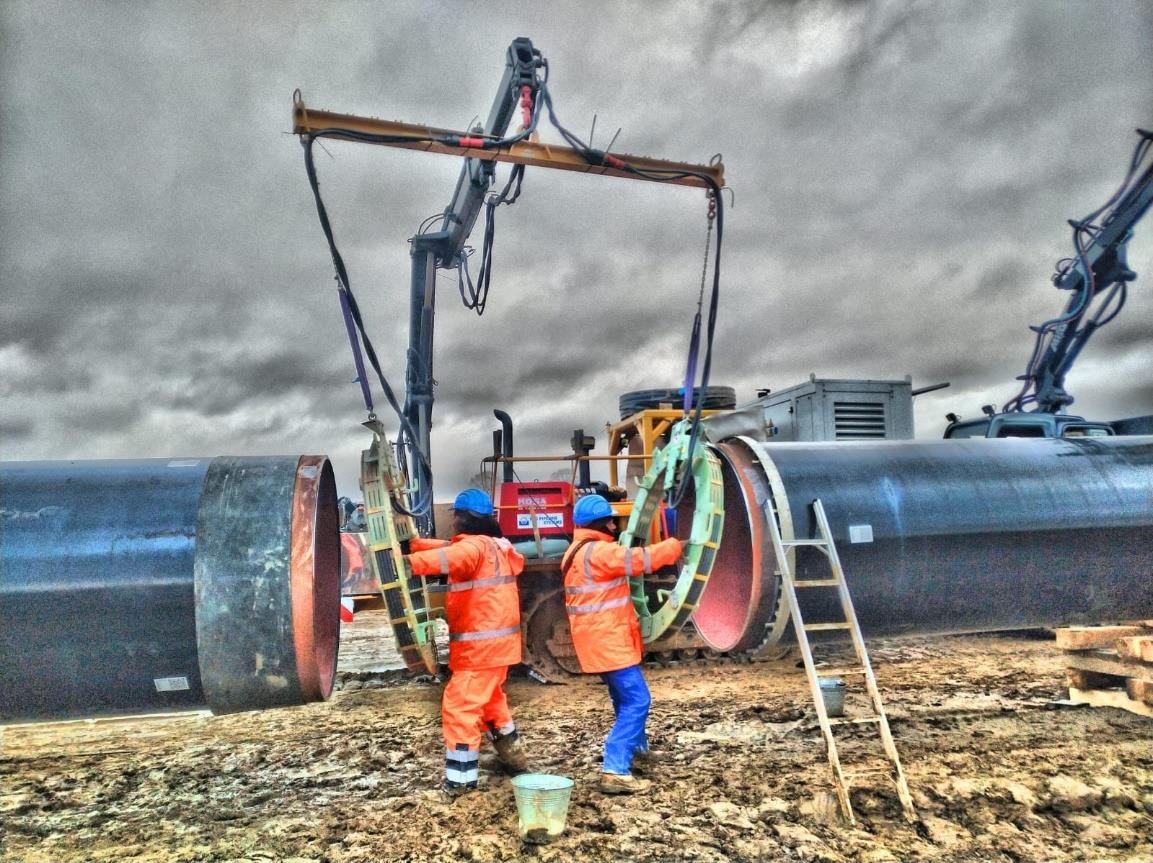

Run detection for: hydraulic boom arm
[[400, 38, 542, 531], [1006, 128, 1153, 414]]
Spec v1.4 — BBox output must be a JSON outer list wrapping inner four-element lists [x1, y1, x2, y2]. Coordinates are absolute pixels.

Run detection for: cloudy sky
[[3, 1, 1151, 498]]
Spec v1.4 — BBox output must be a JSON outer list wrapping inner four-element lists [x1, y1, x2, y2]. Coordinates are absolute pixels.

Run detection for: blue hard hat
[[573, 494, 614, 526], [453, 488, 494, 516]]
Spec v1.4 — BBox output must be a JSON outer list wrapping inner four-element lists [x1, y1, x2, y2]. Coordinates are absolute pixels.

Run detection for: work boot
[[599, 772, 653, 795], [442, 781, 478, 801], [492, 732, 529, 775]]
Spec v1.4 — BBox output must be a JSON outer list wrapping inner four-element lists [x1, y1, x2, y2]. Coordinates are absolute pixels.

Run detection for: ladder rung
[[794, 579, 840, 587], [829, 716, 882, 726], [804, 622, 853, 632], [843, 767, 892, 780], [815, 667, 867, 677], [782, 539, 828, 547]]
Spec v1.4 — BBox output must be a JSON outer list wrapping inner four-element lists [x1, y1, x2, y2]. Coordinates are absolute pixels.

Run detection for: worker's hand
[[423, 574, 448, 594]]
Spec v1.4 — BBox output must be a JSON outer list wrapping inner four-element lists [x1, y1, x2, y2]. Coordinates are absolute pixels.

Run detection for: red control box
[[498, 481, 573, 538]]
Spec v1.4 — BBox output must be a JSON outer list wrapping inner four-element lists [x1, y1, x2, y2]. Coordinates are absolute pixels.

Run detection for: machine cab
[[944, 412, 1115, 439]]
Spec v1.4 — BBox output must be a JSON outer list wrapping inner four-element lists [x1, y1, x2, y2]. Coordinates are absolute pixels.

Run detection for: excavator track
[[518, 588, 792, 682]]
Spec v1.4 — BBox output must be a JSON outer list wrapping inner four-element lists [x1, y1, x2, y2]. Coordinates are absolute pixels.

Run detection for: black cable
[[1090, 282, 1127, 327], [301, 132, 433, 514], [417, 211, 445, 235], [458, 163, 526, 314], [301, 62, 727, 515], [535, 81, 726, 507], [298, 79, 549, 514]]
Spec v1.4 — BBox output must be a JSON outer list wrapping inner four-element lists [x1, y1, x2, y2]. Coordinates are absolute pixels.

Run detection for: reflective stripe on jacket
[[561, 528, 682, 674], [407, 534, 525, 671]]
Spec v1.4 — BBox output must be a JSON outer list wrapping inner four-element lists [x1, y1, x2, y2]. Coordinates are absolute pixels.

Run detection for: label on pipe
[[153, 677, 191, 692]]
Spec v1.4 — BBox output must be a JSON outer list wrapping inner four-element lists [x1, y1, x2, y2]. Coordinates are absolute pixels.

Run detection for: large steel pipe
[[696, 436, 1153, 649], [0, 456, 340, 722]]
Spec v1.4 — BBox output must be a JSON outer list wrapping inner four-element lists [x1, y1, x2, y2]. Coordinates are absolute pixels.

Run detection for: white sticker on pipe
[[154, 676, 191, 692], [166, 460, 201, 468], [848, 524, 874, 544]]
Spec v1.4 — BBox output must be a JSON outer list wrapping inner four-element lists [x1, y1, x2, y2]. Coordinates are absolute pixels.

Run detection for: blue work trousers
[[600, 665, 651, 775]]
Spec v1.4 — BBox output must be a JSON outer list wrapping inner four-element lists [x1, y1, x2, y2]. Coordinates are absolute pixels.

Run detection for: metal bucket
[[819, 678, 846, 717], [510, 773, 574, 844]]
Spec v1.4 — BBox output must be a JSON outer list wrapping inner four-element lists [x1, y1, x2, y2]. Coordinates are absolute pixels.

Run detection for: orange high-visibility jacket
[[561, 528, 682, 674], [407, 534, 525, 671]]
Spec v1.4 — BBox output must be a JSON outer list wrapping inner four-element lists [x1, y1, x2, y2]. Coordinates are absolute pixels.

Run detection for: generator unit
[[746, 375, 914, 441], [498, 480, 574, 539]]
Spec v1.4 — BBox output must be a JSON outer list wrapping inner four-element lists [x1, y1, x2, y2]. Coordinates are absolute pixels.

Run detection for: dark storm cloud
[[81, 402, 145, 434], [3, 267, 163, 357], [1120, 382, 1153, 416], [2, 1, 1151, 496], [0, 419, 35, 441], [972, 259, 1032, 299], [159, 347, 352, 417], [0, 309, 72, 360], [1097, 316, 1151, 352], [2, 360, 93, 397]]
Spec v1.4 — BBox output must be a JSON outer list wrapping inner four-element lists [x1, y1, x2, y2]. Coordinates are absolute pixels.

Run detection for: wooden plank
[[1126, 679, 1153, 707], [1116, 636, 1153, 662], [1055, 625, 1150, 650], [1064, 652, 1153, 683], [1068, 686, 1153, 718], [1067, 669, 1122, 690]]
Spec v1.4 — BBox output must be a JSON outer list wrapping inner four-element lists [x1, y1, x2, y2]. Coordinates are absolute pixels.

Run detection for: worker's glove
[[423, 572, 448, 594]]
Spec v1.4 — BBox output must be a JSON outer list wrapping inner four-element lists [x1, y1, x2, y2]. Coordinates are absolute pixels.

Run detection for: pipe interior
[[304, 459, 341, 700], [684, 449, 757, 651]]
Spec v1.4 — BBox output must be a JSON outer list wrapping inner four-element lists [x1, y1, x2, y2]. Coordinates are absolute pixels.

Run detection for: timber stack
[[1056, 623, 1153, 718]]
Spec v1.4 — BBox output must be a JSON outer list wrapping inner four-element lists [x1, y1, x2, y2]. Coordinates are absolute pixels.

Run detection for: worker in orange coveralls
[[562, 494, 683, 794], [405, 488, 528, 797]]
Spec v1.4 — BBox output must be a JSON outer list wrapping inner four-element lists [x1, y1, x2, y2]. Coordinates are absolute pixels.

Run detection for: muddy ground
[[3, 610, 1152, 863]]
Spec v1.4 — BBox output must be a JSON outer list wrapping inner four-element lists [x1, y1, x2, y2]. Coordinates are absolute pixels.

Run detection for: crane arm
[[296, 40, 726, 532], [399, 38, 542, 532], [290, 106, 726, 190], [430, 37, 543, 268], [1006, 128, 1153, 414]]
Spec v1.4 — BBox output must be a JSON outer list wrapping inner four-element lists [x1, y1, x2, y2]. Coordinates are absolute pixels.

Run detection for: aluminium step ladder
[[765, 497, 917, 826]]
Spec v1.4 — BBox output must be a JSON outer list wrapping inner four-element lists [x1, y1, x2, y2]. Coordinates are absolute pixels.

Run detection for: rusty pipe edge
[[291, 456, 341, 703], [194, 456, 341, 714]]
